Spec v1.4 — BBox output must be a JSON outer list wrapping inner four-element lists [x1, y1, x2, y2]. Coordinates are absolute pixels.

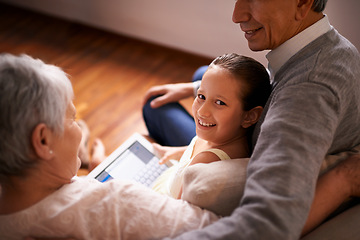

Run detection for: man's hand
[[143, 82, 194, 108], [336, 154, 360, 197], [302, 154, 360, 236]]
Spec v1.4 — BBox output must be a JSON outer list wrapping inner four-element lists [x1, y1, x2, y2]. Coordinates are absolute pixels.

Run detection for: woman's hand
[[152, 143, 187, 164], [143, 82, 194, 108]]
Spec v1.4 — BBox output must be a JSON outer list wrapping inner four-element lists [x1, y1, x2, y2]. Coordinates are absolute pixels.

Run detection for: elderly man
[[143, 0, 360, 239]]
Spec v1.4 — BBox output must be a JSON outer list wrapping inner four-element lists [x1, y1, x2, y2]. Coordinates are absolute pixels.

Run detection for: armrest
[[301, 202, 360, 240]]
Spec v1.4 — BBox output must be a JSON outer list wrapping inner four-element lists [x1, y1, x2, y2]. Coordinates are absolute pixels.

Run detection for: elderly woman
[[0, 54, 218, 239]]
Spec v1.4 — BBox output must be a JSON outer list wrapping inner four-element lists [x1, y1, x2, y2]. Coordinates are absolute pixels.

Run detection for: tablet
[[87, 133, 168, 187]]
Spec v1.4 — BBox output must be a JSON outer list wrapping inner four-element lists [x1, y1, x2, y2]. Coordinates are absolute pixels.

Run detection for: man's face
[[232, 0, 302, 51]]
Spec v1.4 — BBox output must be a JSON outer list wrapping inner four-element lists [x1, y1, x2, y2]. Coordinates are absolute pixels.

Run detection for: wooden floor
[[0, 3, 211, 158]]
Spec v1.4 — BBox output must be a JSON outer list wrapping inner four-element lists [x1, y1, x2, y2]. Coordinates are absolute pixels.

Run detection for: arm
[[143, 82, 195, 108], [302, 154, 360, 235], [27, 180, 219, 240]]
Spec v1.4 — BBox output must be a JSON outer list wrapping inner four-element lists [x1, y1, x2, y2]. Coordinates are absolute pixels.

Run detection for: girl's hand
[[152, 143, 187, 164]]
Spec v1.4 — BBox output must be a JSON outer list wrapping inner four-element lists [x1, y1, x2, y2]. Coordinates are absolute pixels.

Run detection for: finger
[[152, 143, 164, 157], [150, 95, 171, 108], [143, 87, 166, 106], [159, 158, 165, 164], [159, 155, 170, 164]]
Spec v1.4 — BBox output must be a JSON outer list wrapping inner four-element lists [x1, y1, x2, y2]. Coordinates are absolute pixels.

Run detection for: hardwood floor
[[0, 3, 211, 160]]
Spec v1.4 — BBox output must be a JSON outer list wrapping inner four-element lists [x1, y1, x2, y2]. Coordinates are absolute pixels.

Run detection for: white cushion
[[181, 158, 249, 216]]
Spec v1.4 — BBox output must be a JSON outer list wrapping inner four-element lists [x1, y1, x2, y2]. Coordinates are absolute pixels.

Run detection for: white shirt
[[266, 15, 332, 80], [0, 177, 218, 240]]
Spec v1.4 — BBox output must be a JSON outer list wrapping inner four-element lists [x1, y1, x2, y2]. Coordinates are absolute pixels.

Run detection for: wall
[[1, 0, 359, 66]]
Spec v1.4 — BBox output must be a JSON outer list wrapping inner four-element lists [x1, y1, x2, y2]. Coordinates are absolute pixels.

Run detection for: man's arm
[[142, 82, 195, 108], [302, 154, 360, 235]]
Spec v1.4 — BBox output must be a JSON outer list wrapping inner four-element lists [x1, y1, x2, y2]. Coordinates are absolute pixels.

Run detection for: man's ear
[[32, 123, 54, 160], [241, 106, 263, 129], [296, 0, 314, 20]]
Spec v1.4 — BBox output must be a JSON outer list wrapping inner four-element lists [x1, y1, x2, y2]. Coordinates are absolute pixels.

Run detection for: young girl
[[152, 53, 271, 206]]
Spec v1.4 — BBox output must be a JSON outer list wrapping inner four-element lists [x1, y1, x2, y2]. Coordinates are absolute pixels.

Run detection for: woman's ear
[[295, 0, 314, 20], [241, 106, 263, 129], [32, 123, 54, 160]]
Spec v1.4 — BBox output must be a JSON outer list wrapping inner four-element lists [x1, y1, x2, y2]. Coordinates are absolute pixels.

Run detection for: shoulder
[[279, 29, 360, 87], [273, 30, 360, 110], [191, 150, 225, 165]]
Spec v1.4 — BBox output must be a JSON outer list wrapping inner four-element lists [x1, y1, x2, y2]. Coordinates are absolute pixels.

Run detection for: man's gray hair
[[0, 54, 73, 180], [312, 0, 328, 12]]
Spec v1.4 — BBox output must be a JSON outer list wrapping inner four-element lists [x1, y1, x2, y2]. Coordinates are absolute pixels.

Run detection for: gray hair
[[312, 0, 328, 12], [0, 54, 73, 180]]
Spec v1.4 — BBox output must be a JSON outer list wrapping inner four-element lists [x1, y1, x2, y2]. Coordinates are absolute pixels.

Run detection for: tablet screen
[[95, 141, 154, 182]]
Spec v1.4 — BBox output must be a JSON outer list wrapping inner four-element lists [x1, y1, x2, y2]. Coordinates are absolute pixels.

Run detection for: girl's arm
[[302, 154, 360, 236]]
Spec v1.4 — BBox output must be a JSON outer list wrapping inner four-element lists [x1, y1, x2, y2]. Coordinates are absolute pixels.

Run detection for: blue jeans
[[142, 65, 208, 146]]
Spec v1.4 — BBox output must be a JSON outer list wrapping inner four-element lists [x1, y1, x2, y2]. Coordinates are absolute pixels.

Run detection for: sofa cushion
[[181, 158, 249, 216]]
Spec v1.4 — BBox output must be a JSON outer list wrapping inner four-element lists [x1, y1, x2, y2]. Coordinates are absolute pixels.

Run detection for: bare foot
[[89, 138, 106, 171], [77, 119, 90, 169]]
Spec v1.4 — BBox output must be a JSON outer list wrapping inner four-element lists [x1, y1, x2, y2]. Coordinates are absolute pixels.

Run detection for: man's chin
[[248, 43, 267, 52]]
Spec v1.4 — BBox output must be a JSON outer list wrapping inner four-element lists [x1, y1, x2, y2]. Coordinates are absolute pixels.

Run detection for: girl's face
[[192, 66, 248, 146]]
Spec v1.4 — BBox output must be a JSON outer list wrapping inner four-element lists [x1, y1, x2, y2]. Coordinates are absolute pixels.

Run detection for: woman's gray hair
[[0, 54, 73, 179], [312, 0, 328, 12]]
